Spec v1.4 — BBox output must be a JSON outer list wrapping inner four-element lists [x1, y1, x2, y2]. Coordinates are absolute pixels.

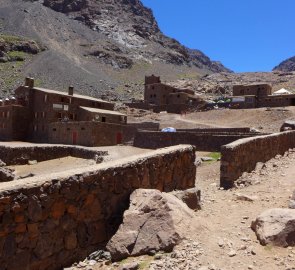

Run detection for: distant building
[[125, 75, 204, 113], [231, 83, 295, 109], [0, 78, 133, 146]]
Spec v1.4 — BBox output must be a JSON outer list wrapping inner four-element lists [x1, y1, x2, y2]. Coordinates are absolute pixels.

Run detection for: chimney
[[25, 77, 34, 88], [68, 86, 74, 96]]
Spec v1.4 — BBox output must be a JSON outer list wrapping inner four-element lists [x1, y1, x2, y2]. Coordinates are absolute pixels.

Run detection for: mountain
[[0, 0, 231, 100], [273, 56, 295, 72]]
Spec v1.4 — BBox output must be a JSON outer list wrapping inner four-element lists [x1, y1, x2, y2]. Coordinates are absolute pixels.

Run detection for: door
[[72, 131, 77, 145], [116, 132, 122, 144]]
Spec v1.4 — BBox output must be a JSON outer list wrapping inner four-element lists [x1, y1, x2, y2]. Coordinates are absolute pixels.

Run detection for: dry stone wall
[[134, 131, 263, 152], [0, 145, 196, 270], [220, 131, 295, 189], [0, 144, 107, 165]]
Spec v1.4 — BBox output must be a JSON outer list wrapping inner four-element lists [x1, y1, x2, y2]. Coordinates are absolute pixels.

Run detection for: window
[[69, 114, 74, 120], [64, 105, 69, 111], [153, 94, 156, 98], [44, 95, 48, 102], [52, 128, 57, 132], [58, 113, 62, 119], [177, 95, 180, 98], [81, 127, 85, 130], [53, 104, 63, 110], [67, 128, 71, 131], [102, 117, 106, 122], [152, 86, 155, 90], [150, 94, 153, 98]]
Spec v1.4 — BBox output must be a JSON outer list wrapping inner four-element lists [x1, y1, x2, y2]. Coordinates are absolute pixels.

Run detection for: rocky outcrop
[[0, 167, 15, 182], [273, 56, 295, 72], [41, 0, 229, 72], [106, 189, 196, 261], [251, 208, 295, 247], [0, 35, 43, 63]]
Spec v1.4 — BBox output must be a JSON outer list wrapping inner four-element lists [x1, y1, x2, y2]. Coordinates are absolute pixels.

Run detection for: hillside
[[0, 0, 230, 100], [273, 56, 295, 72]]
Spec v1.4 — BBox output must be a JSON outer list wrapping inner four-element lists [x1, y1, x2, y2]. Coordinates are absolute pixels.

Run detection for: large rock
[[251, 208, 295, 247], [280, 120, 295, 132], [0, 167, 15, 182], [106, 189, 196, 261], [171, 188, 201, 210]]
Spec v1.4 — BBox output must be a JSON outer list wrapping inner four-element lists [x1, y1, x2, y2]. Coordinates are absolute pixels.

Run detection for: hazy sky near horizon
[[141, 0, 295, 72]]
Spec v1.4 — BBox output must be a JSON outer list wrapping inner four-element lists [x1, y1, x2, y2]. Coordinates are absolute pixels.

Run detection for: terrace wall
[[0, 144, 107, 165], [134, 130, 263, 151], [0, 145, 196, 270], [220, 131, 295, 189]]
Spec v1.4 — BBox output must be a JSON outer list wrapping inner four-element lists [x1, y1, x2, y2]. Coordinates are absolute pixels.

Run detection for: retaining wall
[[220, 131, 295, 189], [0, 144, 107, 165], [0, 145, 196, 270], [134, 131, 263, 152]]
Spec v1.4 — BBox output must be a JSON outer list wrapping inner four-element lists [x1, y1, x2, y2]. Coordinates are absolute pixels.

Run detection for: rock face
[[273, 56, 295, 72], [106, 189, 195, 261], [41, 0, 229, 72], [251, 208, 295, 247]]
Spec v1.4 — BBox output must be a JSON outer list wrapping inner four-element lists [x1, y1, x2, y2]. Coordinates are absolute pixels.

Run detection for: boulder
[[106, 189, 195, 261], [280, 120, 295, 132], [0, 167, 15, 182], [251, 208, 295, 247], [171, 187, 201, 210]]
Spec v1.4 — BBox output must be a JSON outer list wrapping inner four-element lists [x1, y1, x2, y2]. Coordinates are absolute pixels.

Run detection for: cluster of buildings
[[126, 75, 205, 113], [0, 78, 134, 146], [230, 83, 295, 109]]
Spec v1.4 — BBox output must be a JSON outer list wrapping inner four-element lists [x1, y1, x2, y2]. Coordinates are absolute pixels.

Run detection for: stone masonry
[[0, 145, 196, 270], [220, 131, 295, 189]]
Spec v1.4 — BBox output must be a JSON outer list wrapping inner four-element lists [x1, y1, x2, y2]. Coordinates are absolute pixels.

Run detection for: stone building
[[231, 83, 295, 108], [144, 75, 201, 106], [125, 75, 204, 113], [0, 78, 132, 146]]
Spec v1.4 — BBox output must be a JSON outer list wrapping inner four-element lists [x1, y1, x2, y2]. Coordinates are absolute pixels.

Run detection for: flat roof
[[79, 106, 126, 116], [33, 87, 113, 104]]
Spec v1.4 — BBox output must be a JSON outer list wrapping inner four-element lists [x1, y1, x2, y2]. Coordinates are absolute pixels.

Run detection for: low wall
[[0, 144, 107, 165], [134, 131, 262, 152], [0, 145, 196, 270], [177, 127, 252, 133], [220, 131, 295, 189], [127, 122, 160, 131]]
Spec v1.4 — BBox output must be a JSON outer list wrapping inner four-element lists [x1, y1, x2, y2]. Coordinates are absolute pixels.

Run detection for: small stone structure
[[0, 145, 196, 270], [0, 143, 107, 165], [134, 128, 264, 151], [220, 131, 295, 189]]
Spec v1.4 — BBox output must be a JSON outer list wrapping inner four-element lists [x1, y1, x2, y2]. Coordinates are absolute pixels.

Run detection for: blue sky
[[141, 0, 295, 72]]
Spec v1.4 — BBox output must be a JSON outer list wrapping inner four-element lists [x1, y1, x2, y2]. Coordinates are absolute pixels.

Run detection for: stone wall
[[220, 131, 295, 189], [49, 122, 137, 147], [0, 144, 107, 165], [0, 145, 196, 270], [134, 131, 264, 151]]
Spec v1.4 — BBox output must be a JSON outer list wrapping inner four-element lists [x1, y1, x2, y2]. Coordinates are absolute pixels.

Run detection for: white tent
[[273, 88, 292, 95]]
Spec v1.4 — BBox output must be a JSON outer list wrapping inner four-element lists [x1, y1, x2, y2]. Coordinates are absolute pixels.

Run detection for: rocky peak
[[273, 56, 295, 72]]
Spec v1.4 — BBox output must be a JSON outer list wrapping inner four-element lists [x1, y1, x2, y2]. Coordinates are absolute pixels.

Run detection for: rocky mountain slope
[[0, 0, 230, 100], [273, 56, 295, 72]]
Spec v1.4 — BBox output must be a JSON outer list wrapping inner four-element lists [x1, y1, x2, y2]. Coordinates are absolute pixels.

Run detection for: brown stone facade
[[220, 131, 295, 189], [0, 145, 196, 270], [233, 84, 272, 97], [49, 122, 137, 147], [134, 129, 265, 151], [0, 78, 130, 146]]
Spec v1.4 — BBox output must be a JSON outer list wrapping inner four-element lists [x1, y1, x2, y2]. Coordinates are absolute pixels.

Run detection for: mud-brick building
[[232, 83, 295, 108], [144, 75, 202, 106], [0, 78, 132, 146], [233, 84, 272, 97]]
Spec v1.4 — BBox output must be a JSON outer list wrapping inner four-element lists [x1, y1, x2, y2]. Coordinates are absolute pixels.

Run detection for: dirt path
[[74, 152, 295, 270]]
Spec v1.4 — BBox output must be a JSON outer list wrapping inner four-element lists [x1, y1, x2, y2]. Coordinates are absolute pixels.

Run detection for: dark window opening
[[102, 117, 106, 122], [67, 128, 71, 131], [81, 127, 85, 130], [69, 114, 74, 120], [52, 128, 57, 131]]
